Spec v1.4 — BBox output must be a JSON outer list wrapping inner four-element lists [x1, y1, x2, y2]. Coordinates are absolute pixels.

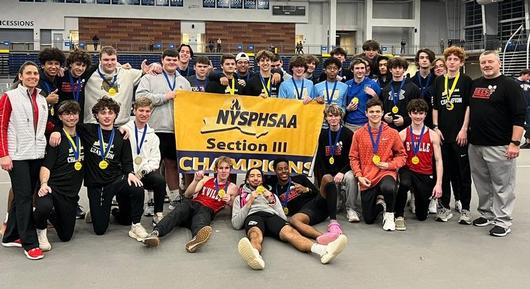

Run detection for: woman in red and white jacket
[[0, 61, 48, 260]]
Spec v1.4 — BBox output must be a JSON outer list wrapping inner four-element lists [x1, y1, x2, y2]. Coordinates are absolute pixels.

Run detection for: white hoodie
[[125, 119, 160, 176]]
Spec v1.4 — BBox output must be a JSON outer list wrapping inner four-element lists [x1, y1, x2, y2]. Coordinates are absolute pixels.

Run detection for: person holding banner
[[143, 156, 238, 251], [313, 58, 348, 113], [232, 168, 348, 270], [278, 55, 314, 102], [136, 49, 192, 204], [268, 158, 343, 245], [349, 98, 407, 231], [244, 50, 282, 97]]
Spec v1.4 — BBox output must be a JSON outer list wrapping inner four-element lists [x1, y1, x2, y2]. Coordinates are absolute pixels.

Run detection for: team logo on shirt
[[472, 87, 494, 100]]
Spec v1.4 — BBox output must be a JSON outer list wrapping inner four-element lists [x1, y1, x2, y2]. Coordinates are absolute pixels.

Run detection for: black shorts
[[298, 195, 329, 225], [244, 211, 289, 240], [156, 133, 177, 160]]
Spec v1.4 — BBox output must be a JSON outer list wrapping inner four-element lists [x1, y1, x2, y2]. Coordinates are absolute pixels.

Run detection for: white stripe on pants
[[468, 144, 516, 229]]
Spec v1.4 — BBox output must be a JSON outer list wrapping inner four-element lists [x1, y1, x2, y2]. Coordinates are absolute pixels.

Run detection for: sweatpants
[[395, 168, 434, 221], [33, 192, 79, 242], [155, 198, 214, 237], [336, 170, 360, 212], [2, 159, 42, 251], [440, 142, 471, 210], [469, 144, 516, 229], [361, 176, 396, 224], [141, 171, 166, 213], [87, 176, 144, 235]]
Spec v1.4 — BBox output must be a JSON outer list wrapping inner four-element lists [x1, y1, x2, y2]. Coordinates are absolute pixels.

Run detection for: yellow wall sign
[[174, 91, 324, 174]]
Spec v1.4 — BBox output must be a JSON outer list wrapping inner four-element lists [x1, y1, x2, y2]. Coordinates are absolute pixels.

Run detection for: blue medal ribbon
[[41, 79, 54, 94], [97, 67, 117, 88], [410, 125, 426, 156], [325, 81, 338, 105], [214, 178, 229, 194], [416, 73, 432, 97], [97, 125, 115, 161], [292, 78, 305, 100], [328, 125, 343, 158], [276, 179, 291, 208], [390, 80, 406, 107], [163, 71, 177, 91], [68, 72, 82, 102], [368, 124, 383, 155], [134, 123, 148, 155]]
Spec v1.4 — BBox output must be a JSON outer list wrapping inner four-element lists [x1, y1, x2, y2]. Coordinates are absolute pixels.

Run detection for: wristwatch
[[510, 140, 521, 146]]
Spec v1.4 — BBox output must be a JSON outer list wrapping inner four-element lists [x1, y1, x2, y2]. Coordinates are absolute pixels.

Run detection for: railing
[[502, 24, 525, 74]]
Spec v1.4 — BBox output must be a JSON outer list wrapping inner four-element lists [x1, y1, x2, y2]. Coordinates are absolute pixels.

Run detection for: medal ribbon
[[163, 71, 177, 91], [390, 80, 406, 107], [97, 125, 115, 161], [134, 123, 148, 155], [63, 129, 80, 161], [325, 81, 338, 105], [444, 71, 460, 105], [214, 178, 229, 194], [228, 77, 235, 95], [97, 67, 117, 88], [259, 75, 271, 97], [368, 124, 383, 155], [41, 79, 54, 94], [292, 78, 305, 100], [276, 179, 291, 208], [328, 125, 343, 158], [409, 125, 426, 156], [68, 72, 82, 102], [417, 73, 432, 97]]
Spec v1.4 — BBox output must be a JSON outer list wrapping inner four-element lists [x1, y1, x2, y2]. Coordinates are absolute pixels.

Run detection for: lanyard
[[163, 71, 177, 91], [390, 80, 406, 106], [292, 78, 305, 100], [417, 73, 432, 97], [325, 81, 338, 105], [328, 126, 343, 157], [444, 72, 460, 102], [409, 125, 426, 156], [227, 77, 236, 95], [68, 72, 82, 102], [41, 79, 54, 94], [97, 125, 115, 161], [368, 124, 383, 155], [63, 129, 81, 161], [97, 68, 117, 88], [134, 123, 148, 155], [214, 178, 228, 193], [259, 75, 271, 97], [276, 179, 291, 208]]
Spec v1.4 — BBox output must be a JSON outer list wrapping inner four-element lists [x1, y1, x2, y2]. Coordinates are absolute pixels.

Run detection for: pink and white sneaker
[[316, 221, 342, 245]]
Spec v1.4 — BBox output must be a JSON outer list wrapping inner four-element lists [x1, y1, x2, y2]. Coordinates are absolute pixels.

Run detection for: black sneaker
[[76, 205, 86, 219], [472, 217, 492, 227], [489, 225, 511, 237], [520, 143, 530, 149]]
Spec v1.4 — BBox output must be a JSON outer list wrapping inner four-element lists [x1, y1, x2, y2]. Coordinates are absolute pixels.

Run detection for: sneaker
[[76, 205, 86, 219], [395, 217, 406, 231], [37, 229, 51, 251], [237, 237, 265, 270], [436, 208, 453, 222], [455, 200, 463, 213], [382, 212, 395, 231], [320, 234, 348, 264], [129, 223, 149, 242], [520, 142, 530, 149], [144, 201, 154, 217], [489, 225, 511, 237], [168, 194, 182, 211], [473, 217, 493, 227], [458, 209, 472, 225], [346, 208, 360, 223], [185, 225, 212, 253], [85, 210, 92, 224], [143, 231, 160, 248], [24, 248, 44, 260], [152, 212, 163, 226], [1, 239, 22, 248], [428, 198, 437, 214], [316, 232, 339, 245]]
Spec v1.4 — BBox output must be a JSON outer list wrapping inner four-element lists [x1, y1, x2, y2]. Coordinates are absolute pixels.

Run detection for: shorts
[[156, 133, 177, 160], [298, 195, 329, 225], [244, 211, 289, 240]]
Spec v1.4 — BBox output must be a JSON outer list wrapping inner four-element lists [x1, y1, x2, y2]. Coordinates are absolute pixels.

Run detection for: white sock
[[311, 243, 327, 256]]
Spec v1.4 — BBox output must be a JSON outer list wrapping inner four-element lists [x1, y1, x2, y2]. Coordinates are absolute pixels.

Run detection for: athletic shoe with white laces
[[428, 198, 437, 214], [458, 209, 472, 225], [489, 225, 511, 237], [395, 216, 406, 231], [436, 208, 453, 222], [144, 200, 154, 217], [129, 223, 149, 241], [37, 228, 51, 251], [346, 208, 360, 223], [382, 212, 395, 231]]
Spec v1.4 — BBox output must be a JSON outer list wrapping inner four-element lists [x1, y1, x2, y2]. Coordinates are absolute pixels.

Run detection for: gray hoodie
[[231, 184, 287, 230]]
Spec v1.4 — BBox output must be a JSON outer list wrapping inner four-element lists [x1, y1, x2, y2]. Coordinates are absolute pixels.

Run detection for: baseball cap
[[236, 52, 249, 62]]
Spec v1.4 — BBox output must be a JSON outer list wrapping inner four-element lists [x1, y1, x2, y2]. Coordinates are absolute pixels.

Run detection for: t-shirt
[[411, 72, 435, 128], [38, 73, 61, 133], [243, 73, 282, 97], [177, 66, 196, 78], [469, 75, 527, 146], [315, 126, 354, 179], [515, 78, 530, 105], [186, 75, 208, 92], [312, 80, 349, 112], [344, 77, 381, 125], [432, 73, 473, 143], [267, 174, 318, 216], [381, 78, 421, 131], [205, 73, 244, 95], [278, 78, 314, 100], [42, 130, 84, 196], [58, 70, 90, 123]]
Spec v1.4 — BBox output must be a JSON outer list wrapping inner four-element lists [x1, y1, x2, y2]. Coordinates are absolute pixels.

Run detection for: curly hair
[[91, 96, 120, 120], [67, 49, 91, 67], [38, 48, 66, 65]]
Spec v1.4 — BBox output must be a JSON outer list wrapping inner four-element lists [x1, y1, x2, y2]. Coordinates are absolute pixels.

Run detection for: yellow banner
[[174, 92, 324, 175]]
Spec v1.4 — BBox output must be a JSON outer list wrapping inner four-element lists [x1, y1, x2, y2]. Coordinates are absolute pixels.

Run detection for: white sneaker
[[436, 208, 453, 222], [238, 237, 265, 270], [346, 208, 360, 223], [455, 200, 463, 213], [129, 223, 149, 241], [85, 210, 92, 223], [382, 212, 395, 231], [458, 209, 472, 225], [37, 228, 51, 251], [321, 234, 348, 264], [428, 198, 437, 214], [144, 203, 154, 217], [152, 212, 163, 226]]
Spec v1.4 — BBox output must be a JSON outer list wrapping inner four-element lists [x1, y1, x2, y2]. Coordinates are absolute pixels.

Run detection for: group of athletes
[[0, 39, 526, 270]]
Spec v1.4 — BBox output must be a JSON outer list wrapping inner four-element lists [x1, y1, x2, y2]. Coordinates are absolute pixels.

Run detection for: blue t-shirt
[[278, 78, 314, 100], [312, 80, 349, 112], [344, 78, 381, 125]]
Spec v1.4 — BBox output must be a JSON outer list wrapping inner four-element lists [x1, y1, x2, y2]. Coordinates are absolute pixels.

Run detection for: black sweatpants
[[361, 176, 396, 224], [3, 159, 42, 251], [87, 176, 144, 235], [33, 192, 79, 242], [155, 198, 214, 237], [141, 171, 166, 213], [440, 142, 471, 210], [395, 168, 434, 221]]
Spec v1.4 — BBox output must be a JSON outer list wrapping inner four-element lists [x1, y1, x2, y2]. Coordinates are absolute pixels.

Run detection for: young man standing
[[278, 55, 314, 101], [376, 56, 391, 88], [304, 55, 320, 84], [469, 51, 526, 237], [318, 47, 353, 82], [432, 46, 473, 223], [361, 40, 382, 78], [411, 49, 436, 128], [244, 50, 282, 97], [206, 54, 244, 95], [313, 58, 349, 113], [186, 56, 210, 92], [344, 58, 381, 132], [315, 105, 359, 222], [394, 99, 443, 230], [381, 57, 421, 132], [37, 48, 65, 132], [349, 98, 407, 231], [176, 44, 195, 77], [125, 97, 166, 225], [271, 54, 291, 81], [136, 49, 192, 203], [143, 157, 238, 251], [235, 52, 254, 82], [515, 69, 530, 148]]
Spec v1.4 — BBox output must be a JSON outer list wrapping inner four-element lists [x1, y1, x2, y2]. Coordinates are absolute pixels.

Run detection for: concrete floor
[[1, 152, 530, 289]]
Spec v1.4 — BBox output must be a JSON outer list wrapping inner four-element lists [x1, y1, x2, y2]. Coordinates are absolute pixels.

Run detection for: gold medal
[[372, 154, 381, 164], [99, 160, 109, 170], [411, 156, 420, 165], [218, 189, 226, 198], [392, 106, 399, 114], [329, 156, 335, 165], [50, 106, 54, 116], [108, 87, 117, 96], [74, 161, 82, 171], [134, 156, 142, 165], [446, 102, 454, 111], [352, 97, 359, 104], [256, 185, 266, 195], [283, 207, 289, 215]]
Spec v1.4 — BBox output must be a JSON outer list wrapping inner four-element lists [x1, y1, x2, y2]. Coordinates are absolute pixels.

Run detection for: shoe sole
[[2, 242, 22, 248], [24, 250, 44, 260], [143, 236, 160, 248], [490, 228, 511, 237], [186, 226, 212, 253], [436, 214, 453, 222], [458, 219, 472, 225], [238, 238, 265, 270], [473, 220, 493, 227], [129, 230, 148, 242], [321, 235, 348, 264]]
